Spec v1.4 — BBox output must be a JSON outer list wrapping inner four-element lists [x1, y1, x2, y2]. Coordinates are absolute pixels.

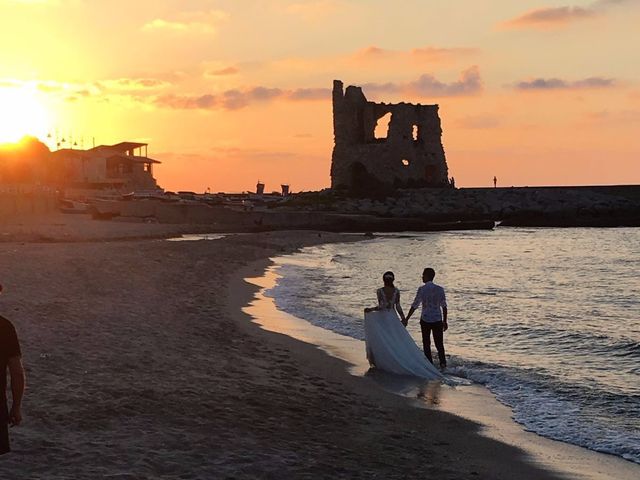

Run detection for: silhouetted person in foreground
[[405, 268, 448, 369], [1, 284, 25, 455], [493, 176, 497, 188]]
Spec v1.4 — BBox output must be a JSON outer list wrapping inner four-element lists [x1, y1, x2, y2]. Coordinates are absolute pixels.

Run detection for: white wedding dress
[[364, 288, 443, 380]]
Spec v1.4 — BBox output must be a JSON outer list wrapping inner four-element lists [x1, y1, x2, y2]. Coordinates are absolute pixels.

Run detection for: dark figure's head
[[422, 268, 435, 283], [382, 271, 395, 287]]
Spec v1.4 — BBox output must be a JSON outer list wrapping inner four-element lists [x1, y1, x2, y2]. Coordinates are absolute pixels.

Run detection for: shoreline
[[233, 256, 640, 480], [0, 228, 636, 479]]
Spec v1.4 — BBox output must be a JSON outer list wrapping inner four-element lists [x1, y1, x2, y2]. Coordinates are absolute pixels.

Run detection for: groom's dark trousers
[[420, 321, 446, 367]]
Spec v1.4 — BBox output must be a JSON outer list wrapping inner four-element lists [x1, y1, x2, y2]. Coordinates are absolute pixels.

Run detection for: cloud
[[412, 66, 482, 96], [33, 80, 101, 98], [353, 45, 479, 64], [152, 68, 481, 112], [238, 44, 480, 84], [154, 85, 331, 111], [287, 87, 331, 100], [356, 46, 386, 57], [411, 46, 479, 60], [142, 9, 228, 35], [143, 19, 190, 32], [206, 66, 239, 76], [156, 93, 217, 110], [102, 77, 172, 91], [364, 66, 483, 97], [0, 76, 170, 108], [500, 6, 597, 29], [514, 76, 616, 90], [499, 0, 634, 30], [29, 76, 172, 99]]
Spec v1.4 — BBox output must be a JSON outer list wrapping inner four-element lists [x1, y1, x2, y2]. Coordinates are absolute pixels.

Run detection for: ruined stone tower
[[330, 80, 449, 192]]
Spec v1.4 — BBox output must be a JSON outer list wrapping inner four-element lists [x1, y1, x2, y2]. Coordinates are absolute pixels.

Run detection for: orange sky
[[0, 0, 638, 192]]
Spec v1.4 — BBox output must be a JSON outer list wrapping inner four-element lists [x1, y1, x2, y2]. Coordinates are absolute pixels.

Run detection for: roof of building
[[52, 142, 157, 163], [88, 141, 147, 153], [106, 154, 161, 164]]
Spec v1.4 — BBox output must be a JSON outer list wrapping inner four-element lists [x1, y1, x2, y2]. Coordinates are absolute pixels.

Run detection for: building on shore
[[52, 142, 161, 192]]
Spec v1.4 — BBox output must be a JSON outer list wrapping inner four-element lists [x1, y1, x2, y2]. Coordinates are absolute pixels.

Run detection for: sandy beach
[[0, 218, 636, 479]]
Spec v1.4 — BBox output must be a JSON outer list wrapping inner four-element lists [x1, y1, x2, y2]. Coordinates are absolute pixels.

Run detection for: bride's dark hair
[[382, 271, 395, 286]]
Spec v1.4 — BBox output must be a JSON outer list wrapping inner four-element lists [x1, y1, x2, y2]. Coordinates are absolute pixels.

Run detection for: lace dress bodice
[[377, 287, 399, 311]]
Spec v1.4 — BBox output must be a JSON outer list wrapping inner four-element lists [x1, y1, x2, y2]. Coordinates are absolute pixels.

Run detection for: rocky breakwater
[[91, 197, 493, 232], [284, 185, 640, 228]]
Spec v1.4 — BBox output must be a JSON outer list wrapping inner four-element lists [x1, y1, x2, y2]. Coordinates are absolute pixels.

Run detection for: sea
[[264, 227, 640, 464]]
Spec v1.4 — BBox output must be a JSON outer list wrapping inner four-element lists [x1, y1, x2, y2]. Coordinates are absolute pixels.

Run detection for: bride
[[364, 271, 442, 380]]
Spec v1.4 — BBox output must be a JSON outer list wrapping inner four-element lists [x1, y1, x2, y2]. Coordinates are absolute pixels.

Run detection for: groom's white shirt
[[411, 281, 447, 323]]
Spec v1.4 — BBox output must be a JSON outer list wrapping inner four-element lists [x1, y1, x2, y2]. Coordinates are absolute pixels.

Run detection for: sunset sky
[[0, 0, 639, 192]]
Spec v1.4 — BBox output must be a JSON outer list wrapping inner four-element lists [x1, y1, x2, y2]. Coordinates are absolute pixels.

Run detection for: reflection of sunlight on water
[[363, 368, 446, 406], [416, 380, 444, 406]]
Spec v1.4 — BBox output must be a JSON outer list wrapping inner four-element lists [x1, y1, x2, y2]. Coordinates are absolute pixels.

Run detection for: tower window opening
[[374, 112, 392, 140]]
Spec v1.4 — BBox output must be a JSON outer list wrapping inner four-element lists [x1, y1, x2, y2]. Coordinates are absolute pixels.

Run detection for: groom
[[405, 268, 448, 369]]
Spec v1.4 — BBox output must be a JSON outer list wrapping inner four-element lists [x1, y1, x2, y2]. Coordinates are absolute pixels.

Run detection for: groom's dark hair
[[423, 268, 435, 281]]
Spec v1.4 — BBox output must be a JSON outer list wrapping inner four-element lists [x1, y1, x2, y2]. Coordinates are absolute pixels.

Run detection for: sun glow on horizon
[[0, 87, 51, 144]]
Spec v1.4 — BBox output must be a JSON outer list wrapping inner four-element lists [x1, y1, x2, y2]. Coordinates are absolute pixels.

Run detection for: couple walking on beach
[[364, 268, 447, 380]]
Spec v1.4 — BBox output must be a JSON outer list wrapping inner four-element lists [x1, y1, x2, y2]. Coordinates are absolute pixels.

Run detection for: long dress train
[[364, 288, 442, 380]]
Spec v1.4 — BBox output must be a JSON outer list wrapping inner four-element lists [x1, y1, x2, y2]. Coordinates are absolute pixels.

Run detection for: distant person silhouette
[[493, 176, 497, 188]]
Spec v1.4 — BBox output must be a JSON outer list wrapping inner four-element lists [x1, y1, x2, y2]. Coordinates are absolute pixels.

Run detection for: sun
[[0, 86, 51, 144]]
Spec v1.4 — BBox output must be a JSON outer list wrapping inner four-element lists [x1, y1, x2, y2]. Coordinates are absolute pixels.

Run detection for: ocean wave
[[266, 229, 640, 465], [448, 358, 640, 464]]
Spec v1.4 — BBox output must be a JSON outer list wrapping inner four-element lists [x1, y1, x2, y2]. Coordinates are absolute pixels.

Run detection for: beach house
[[53, 141, 161, 191]]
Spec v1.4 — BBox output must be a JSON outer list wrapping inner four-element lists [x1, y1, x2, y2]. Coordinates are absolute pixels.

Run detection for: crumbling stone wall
[[330, 80, 449, 193]]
